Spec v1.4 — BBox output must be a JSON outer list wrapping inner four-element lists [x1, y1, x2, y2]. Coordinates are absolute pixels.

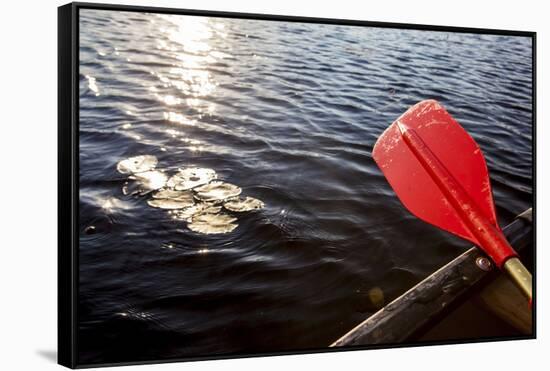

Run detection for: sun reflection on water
[[154, 15, 221, 99], [160, 94, 181, 106], [163, 111, 196, 126], [85, 75, 100, 96], [136, 15, 236, 158]]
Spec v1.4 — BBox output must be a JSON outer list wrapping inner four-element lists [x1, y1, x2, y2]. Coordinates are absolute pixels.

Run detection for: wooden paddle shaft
[[397, 122, 532, 300]]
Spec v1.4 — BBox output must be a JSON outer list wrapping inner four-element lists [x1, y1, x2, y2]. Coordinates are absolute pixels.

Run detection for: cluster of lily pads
[[116, 155, 264, 234]]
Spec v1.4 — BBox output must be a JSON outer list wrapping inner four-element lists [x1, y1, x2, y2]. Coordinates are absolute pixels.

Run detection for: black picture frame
[[58, 2, 536, 368]]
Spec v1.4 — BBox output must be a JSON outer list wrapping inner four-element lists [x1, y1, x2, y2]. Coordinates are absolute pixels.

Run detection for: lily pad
[[128, 170, 168, 193], [147, 197, 194, 210], [152, 189, 192, 200], [194, 181, 242, 202], [187, 213, 238, 234], [117, 155, 158, 174], [223, 196, 264, 212], [166, 167, 217, 190], [174, 203, 222, 221], [147, 189, 195, 209]]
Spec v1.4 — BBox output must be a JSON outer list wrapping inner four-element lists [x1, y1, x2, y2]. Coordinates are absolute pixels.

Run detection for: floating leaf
[[166, 168, 217, 190], [223, 196, 264, 212], [148, 189, 194, 209], [152, 189, 192, 200], [174, 203, 222, 221], [147, 198, 194, 210], [129, 170, 167, 193], [117, 155, 158, 174], [194, 181, 242, 202], [115, 159, 254, 235], [187, 213, 238, 234]]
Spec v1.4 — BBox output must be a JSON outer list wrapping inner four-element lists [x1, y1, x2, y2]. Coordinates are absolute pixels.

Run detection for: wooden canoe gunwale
[[330, 208, 533, 347]]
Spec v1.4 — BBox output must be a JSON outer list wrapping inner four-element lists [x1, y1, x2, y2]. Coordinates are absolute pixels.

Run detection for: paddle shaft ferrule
[[396, 121, 519, 270], [503, 257, 533, 302]]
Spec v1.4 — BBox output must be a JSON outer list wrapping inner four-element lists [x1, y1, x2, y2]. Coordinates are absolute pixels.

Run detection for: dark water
[[78, 9, 533, 364]]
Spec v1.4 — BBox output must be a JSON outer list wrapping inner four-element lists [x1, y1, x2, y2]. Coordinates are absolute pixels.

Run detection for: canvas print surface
[[77, 8, 533, 365]]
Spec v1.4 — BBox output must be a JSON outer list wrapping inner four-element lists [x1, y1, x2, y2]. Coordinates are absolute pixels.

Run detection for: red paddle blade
[[372, 100, 498, 246]]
